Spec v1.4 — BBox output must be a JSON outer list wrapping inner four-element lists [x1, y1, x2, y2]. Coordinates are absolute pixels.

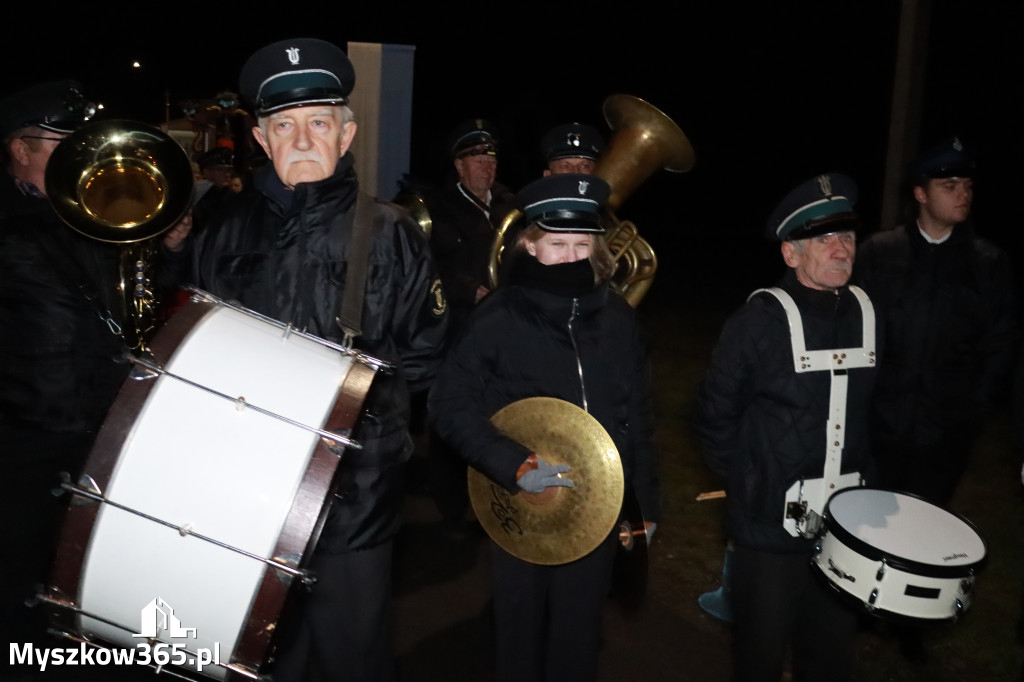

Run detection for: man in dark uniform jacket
[[855, 138, 1015, 507], [0, 81, 128, 650], [424, 119, 516, 328], [168, 38, 448, 681], [697, 173, 876, 682], [420, 120, 515, 534]]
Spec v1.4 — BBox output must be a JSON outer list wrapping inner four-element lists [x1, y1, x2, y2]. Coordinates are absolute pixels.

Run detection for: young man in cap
[[0, 80, 131, 651], [541, 122, 603, 176], [856, 138, 1015, 508], [697, 173, 876, 681], [173, 38, 448, 682]]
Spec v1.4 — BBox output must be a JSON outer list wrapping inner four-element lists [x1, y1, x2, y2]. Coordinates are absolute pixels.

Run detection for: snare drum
[[813, 488, 986, 621], [45, 294, 378, 680]]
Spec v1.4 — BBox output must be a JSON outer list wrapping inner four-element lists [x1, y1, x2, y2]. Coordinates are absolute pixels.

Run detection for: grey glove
[[516, 455, 574, 494]]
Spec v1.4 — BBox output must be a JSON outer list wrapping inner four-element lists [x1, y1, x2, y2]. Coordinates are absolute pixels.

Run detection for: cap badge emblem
[[569, 133, 581, 147], [578, 180, 589, 195], [953, 137, 963, 151], [817, 174, 833, 197], [286, 48, 301, 65]]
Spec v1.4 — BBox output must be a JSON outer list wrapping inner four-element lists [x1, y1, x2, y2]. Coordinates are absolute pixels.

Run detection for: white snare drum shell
[[813, 488, 986, 621]]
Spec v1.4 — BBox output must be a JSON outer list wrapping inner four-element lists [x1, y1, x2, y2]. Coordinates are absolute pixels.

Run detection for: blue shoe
[[698, 586, 734, 623]]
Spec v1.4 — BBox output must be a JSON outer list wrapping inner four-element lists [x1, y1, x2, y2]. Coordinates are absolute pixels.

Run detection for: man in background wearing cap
[[0, 81, 131, 651], [174, 38, 448, 682], [425, 118, 516, 321], [541, 122, 603, 176], [697, 173, 876, 681], [420, 119, 515, 537], [856, 138, 1015, 510]]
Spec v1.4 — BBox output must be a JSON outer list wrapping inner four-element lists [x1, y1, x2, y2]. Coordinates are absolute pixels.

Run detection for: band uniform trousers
[[730, 545, 857, 682], [270, 541, 395, 682], [491, 532, 618, 682]]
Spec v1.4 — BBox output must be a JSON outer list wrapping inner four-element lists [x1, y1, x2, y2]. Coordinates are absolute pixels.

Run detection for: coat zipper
[[568, 297, 588, 412]]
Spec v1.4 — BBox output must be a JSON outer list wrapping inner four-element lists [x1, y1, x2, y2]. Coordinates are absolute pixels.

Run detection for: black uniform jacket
[[428, 268, 661, 523], [855, 223, 1015, 444], [0, 185, 129, 446], [425, 179, 515, 324], [189, 155, 449, 552], [696, 270, 876, 553]]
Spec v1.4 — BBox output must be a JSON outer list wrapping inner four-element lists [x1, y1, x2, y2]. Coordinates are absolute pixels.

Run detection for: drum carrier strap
[[749, 285, 876, 538], [335, 192, 376, 348]]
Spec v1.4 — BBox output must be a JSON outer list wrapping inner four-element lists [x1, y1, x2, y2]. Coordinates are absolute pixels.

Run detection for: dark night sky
[[3, 2, 1022, 302]]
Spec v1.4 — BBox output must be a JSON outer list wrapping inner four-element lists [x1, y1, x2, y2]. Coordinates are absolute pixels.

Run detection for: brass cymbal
[[468, 397, 624, 565]]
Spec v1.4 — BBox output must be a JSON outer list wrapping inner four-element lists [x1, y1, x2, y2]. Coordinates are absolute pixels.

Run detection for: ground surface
[[11, 292, 1024, 681]]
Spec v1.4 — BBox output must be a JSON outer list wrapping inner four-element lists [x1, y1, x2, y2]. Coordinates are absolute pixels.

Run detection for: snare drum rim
[[822, 487, 987, 579], [809, 560, 969, 623]]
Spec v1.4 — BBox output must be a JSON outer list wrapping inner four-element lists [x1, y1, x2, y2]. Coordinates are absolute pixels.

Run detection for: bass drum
[[813, 488, 986, 621], [44, 292, 378, 680]]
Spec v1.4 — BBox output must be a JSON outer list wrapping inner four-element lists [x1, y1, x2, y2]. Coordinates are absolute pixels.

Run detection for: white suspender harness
[[749, 285, 877, 538]]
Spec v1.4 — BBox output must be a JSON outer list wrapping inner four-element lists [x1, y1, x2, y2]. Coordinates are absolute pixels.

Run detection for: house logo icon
[[133, 597, 197, 639]]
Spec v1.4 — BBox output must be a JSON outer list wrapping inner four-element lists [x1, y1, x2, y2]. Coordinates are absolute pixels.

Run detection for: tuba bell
[[488, 95, 694, 306], [46, 119, 195, 353], [594, 94, 694, 307]]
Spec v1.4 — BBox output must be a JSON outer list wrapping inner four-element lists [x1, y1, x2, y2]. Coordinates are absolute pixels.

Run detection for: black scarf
[[510, 255, 597, 297]]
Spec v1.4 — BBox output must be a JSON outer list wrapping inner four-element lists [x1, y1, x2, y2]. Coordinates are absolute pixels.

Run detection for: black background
[[2, 2, 1022, 302]]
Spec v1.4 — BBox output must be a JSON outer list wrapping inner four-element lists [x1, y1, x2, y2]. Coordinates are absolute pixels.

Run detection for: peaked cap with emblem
[[517, 173, 610, 233], [542, 122, 604, 162], [766, 172, 860, 241], [239, 38, 356, 117], [448, 118, 498, 159], [0, 80, 93, 139], [909, 136, 975, 184]]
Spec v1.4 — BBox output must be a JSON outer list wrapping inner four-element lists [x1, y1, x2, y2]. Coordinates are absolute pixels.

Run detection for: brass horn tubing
[[605, 218, 639, 263], [487, 208, 523, 290], [617, 236, 657, 308]]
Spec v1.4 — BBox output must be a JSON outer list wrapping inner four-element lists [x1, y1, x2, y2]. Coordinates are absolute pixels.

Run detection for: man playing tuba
[[0, 80, 128, 655]]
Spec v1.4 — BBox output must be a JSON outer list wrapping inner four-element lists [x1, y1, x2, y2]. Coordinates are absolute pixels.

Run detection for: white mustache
[[286, 150, 326, 164]]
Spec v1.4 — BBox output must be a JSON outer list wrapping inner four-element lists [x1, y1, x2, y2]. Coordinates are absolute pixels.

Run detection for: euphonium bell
[[46, 120, 194, 352], [47, 119, 194, 243]]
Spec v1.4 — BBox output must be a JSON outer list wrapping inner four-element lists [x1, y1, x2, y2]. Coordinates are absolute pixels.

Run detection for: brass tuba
[[46, 119, 195, 353], [488, 95, 694, 306]]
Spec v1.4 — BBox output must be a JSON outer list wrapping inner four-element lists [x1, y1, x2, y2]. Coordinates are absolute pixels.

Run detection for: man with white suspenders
[[697, 173, 877, 681]]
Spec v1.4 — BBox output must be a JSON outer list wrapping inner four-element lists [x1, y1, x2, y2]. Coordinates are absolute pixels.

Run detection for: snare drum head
[[824, 488, 986, 576]]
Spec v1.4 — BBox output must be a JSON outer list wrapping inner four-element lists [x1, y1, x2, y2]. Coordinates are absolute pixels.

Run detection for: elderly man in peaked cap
[[697, 173, 877, 681], [171, 38, 448, 682], [425, 118, 516, 319], [419, 119, 516, 537]]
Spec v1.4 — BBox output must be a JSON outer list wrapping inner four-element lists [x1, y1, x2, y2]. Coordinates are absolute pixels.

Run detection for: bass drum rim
[[45, 297, 376, 679]]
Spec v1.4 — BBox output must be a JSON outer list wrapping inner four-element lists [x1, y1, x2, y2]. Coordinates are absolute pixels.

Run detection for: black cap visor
[[785, 212, 859, 241]]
